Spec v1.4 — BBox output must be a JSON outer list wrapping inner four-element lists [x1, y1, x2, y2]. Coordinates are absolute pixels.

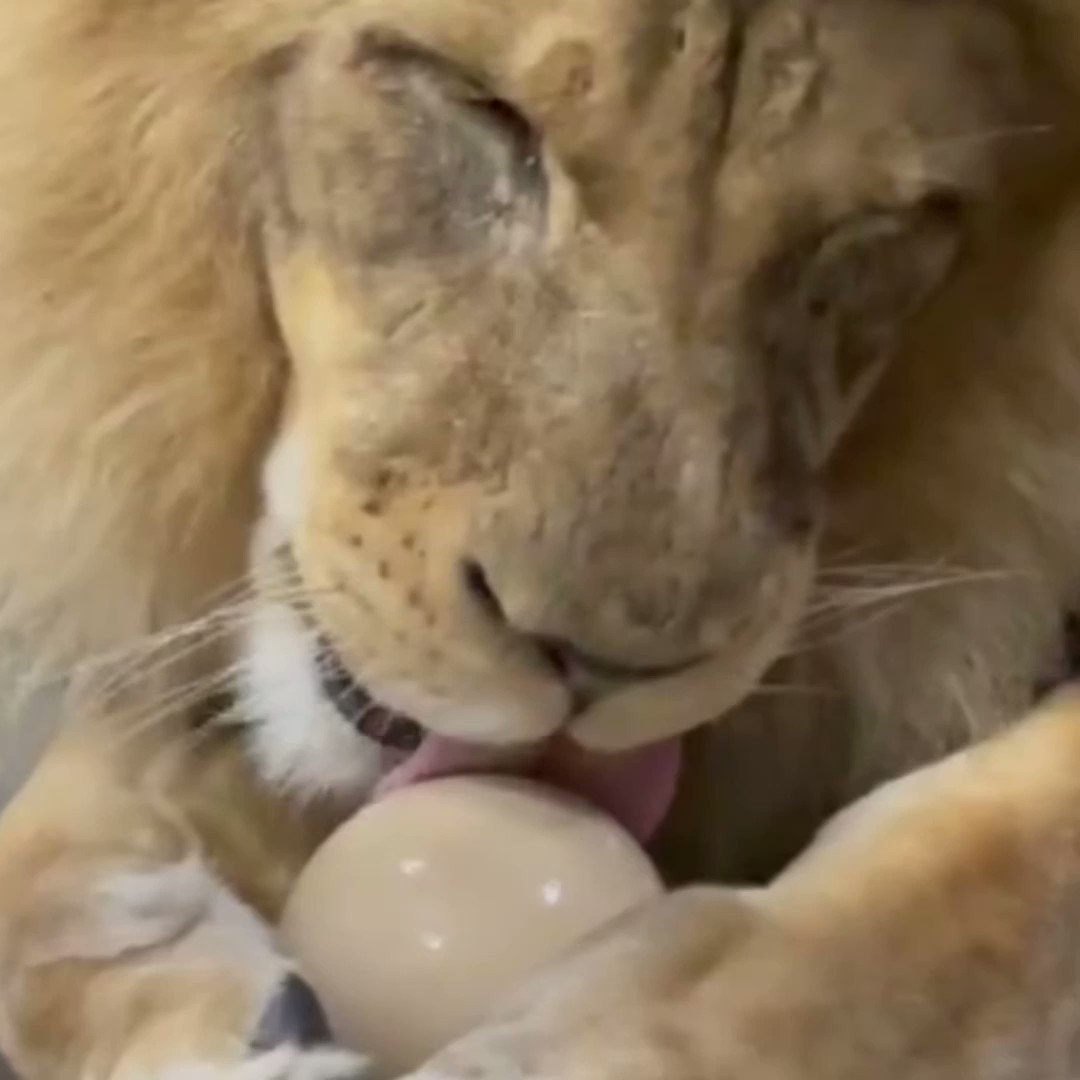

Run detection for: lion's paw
[[156, 1045, 368, 1080], [152, 973, 369, 1080]]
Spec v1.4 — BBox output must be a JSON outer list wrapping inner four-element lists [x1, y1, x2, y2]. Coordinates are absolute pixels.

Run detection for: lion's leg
[[0, 706, 362, 1080], [415, 689, 1080, 1080]]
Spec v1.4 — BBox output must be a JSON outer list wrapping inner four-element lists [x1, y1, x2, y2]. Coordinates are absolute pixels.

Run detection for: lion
[[2, 0, 1080, 1077]]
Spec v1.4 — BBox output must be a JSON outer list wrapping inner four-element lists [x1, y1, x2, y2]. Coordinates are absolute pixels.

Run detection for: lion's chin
[[241, 589, 683, 842], [296, 615, 684, 844]]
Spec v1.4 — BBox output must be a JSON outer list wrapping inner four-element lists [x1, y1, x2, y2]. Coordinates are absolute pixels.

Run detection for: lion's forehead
[[263, 0, 1048, 252], [258, 0, 1056, 501]]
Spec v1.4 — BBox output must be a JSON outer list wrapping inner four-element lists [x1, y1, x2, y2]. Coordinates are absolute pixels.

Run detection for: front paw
[[147, 973, 369, 1080], [406, 1001, 690, 1080], [152, 973, 366, 1080], [404, 889, 761, 1080], [156, 1045, 368, 1080]]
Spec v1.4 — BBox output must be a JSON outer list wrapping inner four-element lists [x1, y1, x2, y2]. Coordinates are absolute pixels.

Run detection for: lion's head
[[0, 0, 1074, 824]]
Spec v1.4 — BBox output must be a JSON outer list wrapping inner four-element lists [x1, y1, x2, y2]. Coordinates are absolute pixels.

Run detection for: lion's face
[[236, 0, 1053, 807]]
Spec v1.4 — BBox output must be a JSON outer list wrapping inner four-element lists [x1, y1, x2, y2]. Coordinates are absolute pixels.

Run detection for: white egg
[[280, 776, 662, 1076]]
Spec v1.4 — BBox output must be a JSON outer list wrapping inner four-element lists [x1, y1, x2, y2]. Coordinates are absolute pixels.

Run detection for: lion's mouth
[[314, 636, 682, 845], [317, 638, 424, 755]]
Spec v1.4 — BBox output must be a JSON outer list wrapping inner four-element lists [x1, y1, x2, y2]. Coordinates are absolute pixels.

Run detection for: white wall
[[0, 644, 62, 806]]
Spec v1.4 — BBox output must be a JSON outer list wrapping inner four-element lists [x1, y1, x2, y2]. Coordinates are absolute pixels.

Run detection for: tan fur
[[3, 0, 1080, 1078], [426, 689, 1080, 1080]]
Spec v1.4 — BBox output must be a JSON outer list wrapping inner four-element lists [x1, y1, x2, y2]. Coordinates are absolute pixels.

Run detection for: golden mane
[[0, 0, 1077, 767]]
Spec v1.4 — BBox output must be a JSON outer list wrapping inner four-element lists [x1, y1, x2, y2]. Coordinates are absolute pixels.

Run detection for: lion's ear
[[757, 197, 964, 469]]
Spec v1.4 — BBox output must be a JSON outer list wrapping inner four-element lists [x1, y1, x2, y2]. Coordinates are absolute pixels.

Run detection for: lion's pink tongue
[[374, 734, 681, 845], [539, 737, 682, 845]]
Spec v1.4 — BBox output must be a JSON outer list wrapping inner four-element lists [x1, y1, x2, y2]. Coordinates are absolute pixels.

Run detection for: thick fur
[[3, 1, 1080, 1078], [421, 689, 1080, 1080]]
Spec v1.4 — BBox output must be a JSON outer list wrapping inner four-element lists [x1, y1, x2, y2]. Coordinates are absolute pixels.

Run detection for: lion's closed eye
[[748, 195, 965, 466], [268, 31, 550, 267]]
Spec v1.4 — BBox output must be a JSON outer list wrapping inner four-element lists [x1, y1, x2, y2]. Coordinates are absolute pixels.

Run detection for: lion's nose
[[460, 558, 704, 690]]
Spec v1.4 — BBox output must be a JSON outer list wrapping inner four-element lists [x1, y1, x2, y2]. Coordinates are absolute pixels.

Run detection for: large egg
[[280, 776, 662, 1075]]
